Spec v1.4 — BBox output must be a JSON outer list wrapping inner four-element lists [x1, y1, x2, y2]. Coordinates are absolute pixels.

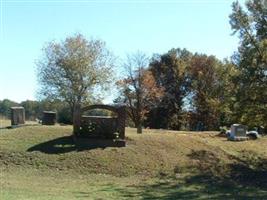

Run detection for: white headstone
[[229, 124, 247, 140]]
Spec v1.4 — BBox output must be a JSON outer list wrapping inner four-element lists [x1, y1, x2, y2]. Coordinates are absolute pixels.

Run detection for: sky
[[0, 0, 245, 103]]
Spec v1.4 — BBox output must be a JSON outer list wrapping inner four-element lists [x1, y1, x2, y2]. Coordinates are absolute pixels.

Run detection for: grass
[[0, 118, 38, 128], [0, 117, 11, 128], [1, 122, 267, 199]]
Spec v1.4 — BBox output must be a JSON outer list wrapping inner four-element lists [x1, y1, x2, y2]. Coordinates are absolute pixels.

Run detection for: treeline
[[116, 50, 239, 131], [115, 0, 267, 132], [148, 51, 234, 130], [0, 99, 113, 124], [117, 47, 266, 131], [0, 99, 72, 124], [1, 0, 266, 132]]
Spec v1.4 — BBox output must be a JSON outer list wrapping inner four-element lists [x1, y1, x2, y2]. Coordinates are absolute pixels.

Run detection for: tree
[[0, 99, 19, 118], [229, 0, 267, 128], [20, 100, 40, 120], [149, 48, 192, 130], [187, 54, 235, 130], [37, 34, 114, 134], [116, 52, 164, 133]]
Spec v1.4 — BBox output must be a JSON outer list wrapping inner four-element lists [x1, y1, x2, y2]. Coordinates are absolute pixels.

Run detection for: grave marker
[[10, 107, 25, 126], [74, 104, 126, 147], [42, 111, 57, 125], [229, 124, 248, 141]]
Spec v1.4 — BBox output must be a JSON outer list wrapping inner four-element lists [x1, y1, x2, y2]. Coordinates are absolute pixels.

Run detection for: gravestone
[[10, 107, 25, 126], [74, 104, 126, 147], [42, 111, 56, 125], [229, 124, 248, 141], [80, 116, 118, 139]]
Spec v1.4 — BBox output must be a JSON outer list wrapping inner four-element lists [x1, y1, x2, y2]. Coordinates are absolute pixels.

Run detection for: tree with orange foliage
[[116, 52, 164, 133]]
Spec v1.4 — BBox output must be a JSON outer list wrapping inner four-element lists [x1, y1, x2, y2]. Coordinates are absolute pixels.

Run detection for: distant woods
[[116, 50, 237, 131], [116, 0, 267, 131], [0, 99, 112, 124], [1, 0, 266, 131], [0, 99, 71, 124]]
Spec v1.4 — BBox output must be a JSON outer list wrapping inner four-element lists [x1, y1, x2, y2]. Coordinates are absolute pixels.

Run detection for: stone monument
[[10, 107, 25, 126], [74, 104, 126, 147], [228, 124, 248, 141], [42, 111, 57, 125]]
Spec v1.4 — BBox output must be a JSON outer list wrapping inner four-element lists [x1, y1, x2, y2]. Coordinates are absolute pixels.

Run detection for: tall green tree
[[229, 0, 267, 128], [187, 55, 236, 130], [149, 48, 192, 130], [37, 34, 114, 134], [0, 99, 19, 118]]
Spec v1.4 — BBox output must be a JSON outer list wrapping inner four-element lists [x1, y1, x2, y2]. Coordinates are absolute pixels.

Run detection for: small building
[[229, 124, 247, 141], [42, 111, 57, 125], [10, 107, 25, 126]]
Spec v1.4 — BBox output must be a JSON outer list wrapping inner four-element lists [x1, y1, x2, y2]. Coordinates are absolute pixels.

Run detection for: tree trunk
[[137, 123, 142, 134], [73, 102, 81, 136]]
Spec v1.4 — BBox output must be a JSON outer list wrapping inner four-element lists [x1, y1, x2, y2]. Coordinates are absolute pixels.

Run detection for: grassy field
[[1, 122, 267, 199], [0, 117, 38, 128], [0, 117, 11, 128]]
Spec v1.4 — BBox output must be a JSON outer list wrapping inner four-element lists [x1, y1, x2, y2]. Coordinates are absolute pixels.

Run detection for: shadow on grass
[[104, 150, 267, 200], [106, 171, 267, 199], [187, 150, 267, 190], [27, 136, 110, 154], [96, 175, 267, 200], [27, 136, 76, 154]]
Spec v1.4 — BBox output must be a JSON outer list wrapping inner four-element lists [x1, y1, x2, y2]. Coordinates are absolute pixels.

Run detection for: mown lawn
[[0, 117, 11, 128], [1, 123, 267, 199]]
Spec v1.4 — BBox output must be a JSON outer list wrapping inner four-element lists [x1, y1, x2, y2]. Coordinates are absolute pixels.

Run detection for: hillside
[[1, 124, 267, 199]]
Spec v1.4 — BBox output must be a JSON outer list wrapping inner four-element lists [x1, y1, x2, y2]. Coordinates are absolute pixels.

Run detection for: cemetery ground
[[0, 122, 267, 199]]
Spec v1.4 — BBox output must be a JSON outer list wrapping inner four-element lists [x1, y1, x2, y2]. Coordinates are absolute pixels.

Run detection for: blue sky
[[0, 0, 245, 102]]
